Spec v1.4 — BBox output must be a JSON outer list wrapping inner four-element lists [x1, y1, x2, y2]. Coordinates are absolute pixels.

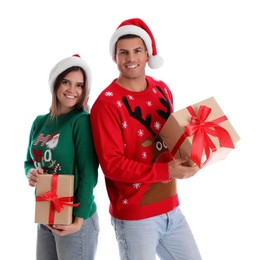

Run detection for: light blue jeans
[[111, 207, 202, 260], [36, 212, 99, 260]]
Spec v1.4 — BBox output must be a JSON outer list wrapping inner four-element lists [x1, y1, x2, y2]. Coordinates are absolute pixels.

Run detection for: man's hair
[[114, 34, 147, 55]]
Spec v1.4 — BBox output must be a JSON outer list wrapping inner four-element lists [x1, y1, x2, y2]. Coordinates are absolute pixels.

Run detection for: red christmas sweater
[[91, 76, 179, 220]]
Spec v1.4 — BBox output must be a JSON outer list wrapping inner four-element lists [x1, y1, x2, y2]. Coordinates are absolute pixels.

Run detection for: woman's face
[[56, 70, 84, 115]]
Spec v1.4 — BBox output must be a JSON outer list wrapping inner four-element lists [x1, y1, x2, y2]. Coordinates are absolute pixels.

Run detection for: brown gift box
[[35, 174, 76, 225], [160, 96, 240, 168]]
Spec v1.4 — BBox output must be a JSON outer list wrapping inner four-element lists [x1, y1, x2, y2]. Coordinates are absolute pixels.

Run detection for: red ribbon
[[36, 174, 80, 224], [171, 105, 235, 168]]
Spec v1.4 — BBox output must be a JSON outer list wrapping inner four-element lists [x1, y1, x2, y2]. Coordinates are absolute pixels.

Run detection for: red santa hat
[[109, 18, 163, 69], [48, 54, 92, 95]]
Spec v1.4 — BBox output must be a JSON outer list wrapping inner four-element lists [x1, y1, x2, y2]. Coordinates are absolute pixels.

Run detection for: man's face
[[115, 37, 148, 80]]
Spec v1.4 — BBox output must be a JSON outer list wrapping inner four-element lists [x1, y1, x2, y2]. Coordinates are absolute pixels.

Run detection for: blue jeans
[[37, 212, 99, 260], [111, 207, 202, 260]]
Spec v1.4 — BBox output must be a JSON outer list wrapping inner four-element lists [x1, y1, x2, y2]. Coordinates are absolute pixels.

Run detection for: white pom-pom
[[148, 55, 164, 69]]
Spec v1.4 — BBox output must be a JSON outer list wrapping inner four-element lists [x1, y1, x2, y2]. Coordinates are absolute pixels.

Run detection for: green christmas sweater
[[24, 109, 98, 220]]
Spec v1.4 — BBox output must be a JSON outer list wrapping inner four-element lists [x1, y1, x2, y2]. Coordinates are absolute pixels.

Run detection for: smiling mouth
[[65, 95, 76, 99], [126, 64, 138, 69]]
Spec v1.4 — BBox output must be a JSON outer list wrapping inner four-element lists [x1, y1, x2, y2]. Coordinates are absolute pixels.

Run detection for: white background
[[1, 0, 264, 259]]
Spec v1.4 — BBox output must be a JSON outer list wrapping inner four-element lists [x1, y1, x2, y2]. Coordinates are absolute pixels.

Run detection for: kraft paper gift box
[[160, 96, 240, 168], [35, 174, 78, 225]]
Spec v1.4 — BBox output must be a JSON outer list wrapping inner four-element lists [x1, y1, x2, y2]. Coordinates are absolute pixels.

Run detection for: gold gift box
[[35, 174, 75, 225], [160, 96, 240, 168]]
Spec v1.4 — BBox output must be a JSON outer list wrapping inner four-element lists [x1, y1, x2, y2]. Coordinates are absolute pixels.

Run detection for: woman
[[24, 54, 99, 260]]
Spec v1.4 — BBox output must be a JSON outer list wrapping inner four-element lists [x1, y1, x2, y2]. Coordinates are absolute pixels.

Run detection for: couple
[[24, 18, 202, 260]]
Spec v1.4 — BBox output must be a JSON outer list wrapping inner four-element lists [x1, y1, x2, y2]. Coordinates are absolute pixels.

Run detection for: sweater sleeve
[[24, 118, 38, 177], [72, 113, 99, 218], [91, 101, 170, 184]]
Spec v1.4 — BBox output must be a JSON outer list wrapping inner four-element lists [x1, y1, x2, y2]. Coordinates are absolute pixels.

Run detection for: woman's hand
[[28, 168, 44, 187], [47, 217, 84, 237]]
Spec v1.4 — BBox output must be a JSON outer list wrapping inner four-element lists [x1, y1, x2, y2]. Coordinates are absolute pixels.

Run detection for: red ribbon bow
[[171, 105, 234, 168], [36, 174, 80, 224]]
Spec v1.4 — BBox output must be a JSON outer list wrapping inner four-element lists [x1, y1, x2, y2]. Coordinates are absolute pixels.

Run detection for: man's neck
[[116, 76, 147, 92]]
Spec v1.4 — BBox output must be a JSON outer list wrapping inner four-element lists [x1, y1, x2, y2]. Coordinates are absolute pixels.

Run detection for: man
[[91, 18, 202, 260]]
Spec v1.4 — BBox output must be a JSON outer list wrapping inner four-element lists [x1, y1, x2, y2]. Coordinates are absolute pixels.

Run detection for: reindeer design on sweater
[[123, 85, 177, 206]]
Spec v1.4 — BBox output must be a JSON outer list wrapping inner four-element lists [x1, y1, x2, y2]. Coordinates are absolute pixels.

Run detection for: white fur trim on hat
[[48, 54, 92, 95], [109, 18, 163, 69]]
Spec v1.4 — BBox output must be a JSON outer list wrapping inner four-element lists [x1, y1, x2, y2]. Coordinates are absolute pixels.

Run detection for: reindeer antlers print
[[156, 86, 171, 120], [122, 96, 155, 136], [122, 85, 171, 136]]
